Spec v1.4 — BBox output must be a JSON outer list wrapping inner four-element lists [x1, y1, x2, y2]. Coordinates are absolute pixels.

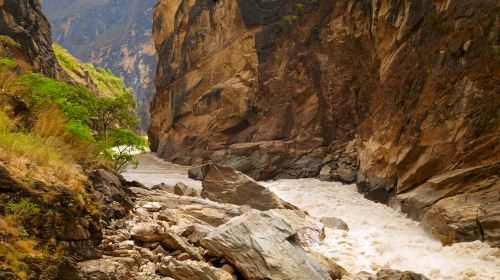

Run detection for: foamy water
[[123, 154, 500, 279], [263, 179, 500, 280]]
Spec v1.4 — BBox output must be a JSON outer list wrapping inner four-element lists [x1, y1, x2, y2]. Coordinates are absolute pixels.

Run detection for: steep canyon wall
[[149, 0, 499, 246]]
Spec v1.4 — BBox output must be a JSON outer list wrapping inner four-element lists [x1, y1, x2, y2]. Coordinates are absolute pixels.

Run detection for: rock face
[[201, 164, 296, 210], [0, 0, 68, 79], [41, 0, 157, 131], [150, 0, 500, 246], [201, 209, 342, 280]]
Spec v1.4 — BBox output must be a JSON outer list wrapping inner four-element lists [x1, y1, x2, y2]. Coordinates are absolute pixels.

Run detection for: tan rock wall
[[150, 0, 499, 245]]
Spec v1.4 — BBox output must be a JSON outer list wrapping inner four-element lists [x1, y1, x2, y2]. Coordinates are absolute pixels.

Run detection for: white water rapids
[[123, 154, 500, 280]]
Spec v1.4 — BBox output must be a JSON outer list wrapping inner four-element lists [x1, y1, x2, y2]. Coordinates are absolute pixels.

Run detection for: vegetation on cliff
[[0, 34, 145, 278], [53, 44, 131, 97]]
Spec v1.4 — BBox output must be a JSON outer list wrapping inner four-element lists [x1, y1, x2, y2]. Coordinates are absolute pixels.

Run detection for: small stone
[[169, 250, 182, 256], [176, 252, 190, 261], [118, 240, 135, 250], [143, 202, 162, 212], [152, 245, 168, 256]]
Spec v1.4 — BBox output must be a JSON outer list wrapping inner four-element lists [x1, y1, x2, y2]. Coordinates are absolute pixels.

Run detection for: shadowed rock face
[[0, 0, 68, 79], [41, 0, 157, 132], [150, 0, 499, 246]]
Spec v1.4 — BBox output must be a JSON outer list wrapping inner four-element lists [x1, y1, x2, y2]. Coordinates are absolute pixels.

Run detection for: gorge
[[0, 0, 499, 279]]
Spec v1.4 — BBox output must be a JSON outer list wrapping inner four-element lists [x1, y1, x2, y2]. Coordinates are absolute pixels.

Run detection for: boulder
[[158, 257, 233, 280], [188, 166, 203, 181], [201, 209, 337, 280], [78, 257, 138, 280], [161, 230, 204, 261], [130, 222, 167, 242], [201, 164, 294, 210], [151, 183, 175, 193], [87, 169, 134, 220], [174, 182, 198, 197]]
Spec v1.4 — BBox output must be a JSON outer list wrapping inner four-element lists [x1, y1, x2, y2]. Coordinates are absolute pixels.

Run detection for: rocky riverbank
[[71, 157, 434, 280]]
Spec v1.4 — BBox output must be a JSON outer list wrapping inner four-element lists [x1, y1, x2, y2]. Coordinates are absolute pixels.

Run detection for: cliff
[[41, 0, 157, 132], [0, 0, 68, 80], [150, 0, 499, 246]]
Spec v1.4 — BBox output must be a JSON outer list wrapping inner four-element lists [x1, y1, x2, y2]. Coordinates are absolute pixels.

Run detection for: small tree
[[98, 129, 148, 172], [90, 91, 138, 135]]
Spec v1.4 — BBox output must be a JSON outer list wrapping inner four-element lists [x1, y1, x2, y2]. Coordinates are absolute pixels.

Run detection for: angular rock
[[78, 257, 138, 280], [174, 182, 198, 197], [161, 230, 203, 261], [201, 209, 334, 280], [151, 183, 175, 193], [201, 164, 294, 211], [130, 222, 167, 242], [142, 202, 163, 212], [87, 169, 134, 220], [158, 257, 233, 280]]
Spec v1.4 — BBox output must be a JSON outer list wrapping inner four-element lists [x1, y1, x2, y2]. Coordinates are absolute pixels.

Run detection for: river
[[122, 153, 500, 280]]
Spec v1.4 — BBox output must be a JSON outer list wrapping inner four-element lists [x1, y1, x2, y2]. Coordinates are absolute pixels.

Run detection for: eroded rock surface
[[0, 0, 69, 80], [201, 163, 296, 210], [149, 0, 500, 246], [201, 209, 342, 280]]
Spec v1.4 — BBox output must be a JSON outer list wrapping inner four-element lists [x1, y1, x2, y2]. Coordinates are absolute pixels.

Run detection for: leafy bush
[[6, 198, 40, 217]]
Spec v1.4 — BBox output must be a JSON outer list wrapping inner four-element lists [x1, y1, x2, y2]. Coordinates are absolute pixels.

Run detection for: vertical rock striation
[[0, 0, 68, 80], [151, 0, 499, 246]]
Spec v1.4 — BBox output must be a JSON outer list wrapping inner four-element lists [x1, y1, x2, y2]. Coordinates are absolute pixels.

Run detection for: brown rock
[[149, 0, 500, 246], [176, 252, 190, 261], [158, 257, 233, 280], [130, 222, 167, 242], [201, 163, 295, 211]]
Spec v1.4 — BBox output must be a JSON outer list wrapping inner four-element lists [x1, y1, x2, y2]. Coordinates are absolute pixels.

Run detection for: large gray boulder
[[201, 209, 343, 280], [201, 164, 296, 210]]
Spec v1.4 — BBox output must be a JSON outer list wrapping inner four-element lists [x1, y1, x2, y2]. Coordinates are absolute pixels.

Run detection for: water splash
[[264, 179, 500, 280]]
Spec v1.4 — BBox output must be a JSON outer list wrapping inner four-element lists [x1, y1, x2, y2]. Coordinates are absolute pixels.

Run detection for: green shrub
[[6, 198, 40, 217], [98, 129, 148, 172]]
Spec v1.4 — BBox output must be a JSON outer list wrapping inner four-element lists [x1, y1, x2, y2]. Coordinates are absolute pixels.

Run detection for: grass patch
[[0, 57, 17, 68], [0, 111, 85, 191], [0, 217, 42, 279], [0, 35, 21, 49]]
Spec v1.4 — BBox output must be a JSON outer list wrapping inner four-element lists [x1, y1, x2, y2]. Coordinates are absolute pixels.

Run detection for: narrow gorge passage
[[123, 154, 500, 280]]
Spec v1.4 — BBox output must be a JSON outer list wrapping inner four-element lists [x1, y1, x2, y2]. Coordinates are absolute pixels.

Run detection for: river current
[[123, 154, 500, 280]]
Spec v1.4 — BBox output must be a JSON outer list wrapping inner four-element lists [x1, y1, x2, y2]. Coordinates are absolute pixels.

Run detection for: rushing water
[[123, 154, 500, 280], [264, 179, 500, 280]]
